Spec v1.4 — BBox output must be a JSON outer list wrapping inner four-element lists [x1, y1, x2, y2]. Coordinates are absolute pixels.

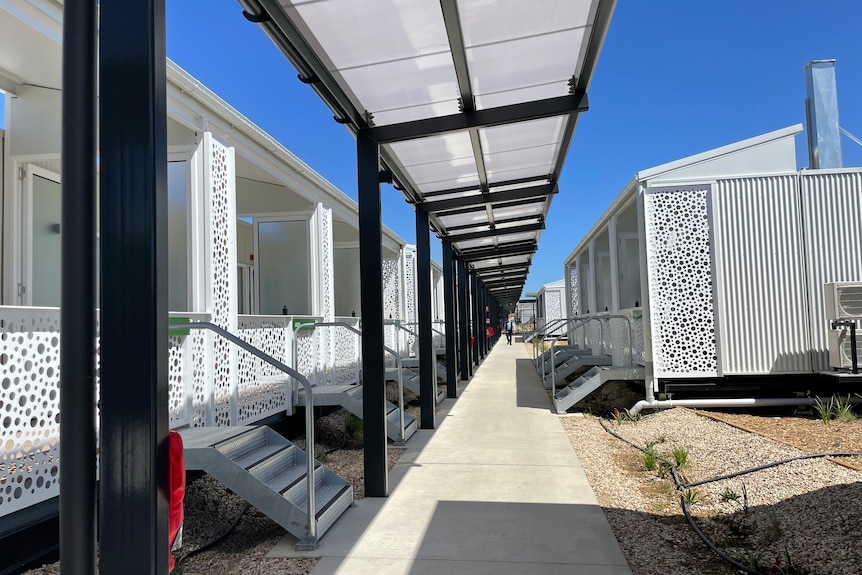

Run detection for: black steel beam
[[421, 183, 557, 214], [415, 207, 435, 429], [357, 130, 388, 497], [474, 267, 529, 279], [60, 1, 97, 574], [442, 239, 458, 398], [99, 0, 169, 573], [435, 196, 548, 219], [470, 261, 532, 274], [366, 92, 588, 144], [457, 257, 470, 381], [447, 221, 545, 243], [422, 175, 548, 199], [459, 242, 538, 262], [443, 214, 542, 233]]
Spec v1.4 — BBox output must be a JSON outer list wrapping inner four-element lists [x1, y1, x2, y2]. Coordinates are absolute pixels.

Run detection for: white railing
[[1, 305, 439, 521]]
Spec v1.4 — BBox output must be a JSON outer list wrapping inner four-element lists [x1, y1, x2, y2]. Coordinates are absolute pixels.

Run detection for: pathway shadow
[[515, 358, 554, 411]]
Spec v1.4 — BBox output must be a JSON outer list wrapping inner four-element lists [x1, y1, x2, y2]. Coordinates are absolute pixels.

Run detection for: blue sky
[[9, 1, 859, 296]]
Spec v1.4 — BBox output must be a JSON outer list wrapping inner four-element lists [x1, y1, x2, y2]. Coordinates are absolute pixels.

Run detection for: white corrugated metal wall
[[800, 170, 862, 371], [712, 175, 813, 374]]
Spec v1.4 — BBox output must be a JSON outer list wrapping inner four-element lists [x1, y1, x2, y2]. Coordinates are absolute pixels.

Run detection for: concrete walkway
[[270, 338, 631, 574]]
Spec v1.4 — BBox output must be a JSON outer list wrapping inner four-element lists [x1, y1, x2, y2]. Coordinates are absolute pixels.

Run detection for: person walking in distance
[[505, 319, 514, 345]]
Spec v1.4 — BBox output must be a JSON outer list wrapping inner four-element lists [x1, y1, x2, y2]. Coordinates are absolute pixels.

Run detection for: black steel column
[[481, 283, 488, 356], [100, 0, 169, 573], [415, 207, 435, 429], [470, 274, 485, 365], [357, 130, 388, 497], [60, 1, 97, 574], [457, 258, 470, 381], [442, 239, 458, 398]]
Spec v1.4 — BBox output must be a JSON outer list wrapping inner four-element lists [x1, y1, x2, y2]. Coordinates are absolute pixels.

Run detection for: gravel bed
[[562, 408, 862, 575]]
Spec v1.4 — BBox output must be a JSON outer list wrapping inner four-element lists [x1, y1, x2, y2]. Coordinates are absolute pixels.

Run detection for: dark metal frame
[[457, 257, 470, 381], [99, 1, 170, 573], [60, 1, 98, 574], [442, 239, 458, 398], [357, 130, 388, 497], [415, 207, 435, 428]]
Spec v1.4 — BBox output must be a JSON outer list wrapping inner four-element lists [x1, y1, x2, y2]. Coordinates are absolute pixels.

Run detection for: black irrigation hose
[[179, 503, 251, 562], [680, 451, 862, 489], [596, 418, 862, 575]]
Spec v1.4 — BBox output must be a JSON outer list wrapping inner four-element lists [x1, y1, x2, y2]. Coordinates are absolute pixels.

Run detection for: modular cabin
[[561, 124, 862, 404]]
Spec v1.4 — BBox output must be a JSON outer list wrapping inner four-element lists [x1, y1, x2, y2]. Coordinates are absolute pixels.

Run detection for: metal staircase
[[553, 366, 645, 413], [543, 355, 613, 390], [179, 426, 353, 546], [385, 367, 446, 404], [296, 384, 417, 443]]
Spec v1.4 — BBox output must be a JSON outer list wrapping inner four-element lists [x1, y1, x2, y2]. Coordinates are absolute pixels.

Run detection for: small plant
[[672, 445, 689, 468], [741, 481, 749, 513], [681, 488, 701, 507], [771, 546, 810, 575], [737, 548, 764, 571], [765, 511, 783, 542], [656, 461, 671, 479], [719, 486, 740, 504], [813, 395, 834, 424], [612, 407, 640, 425], [834, 394, 856, 422], [623, 408, 640, 423], [345, 414, 363, 436], [642, 445, 658, 471]]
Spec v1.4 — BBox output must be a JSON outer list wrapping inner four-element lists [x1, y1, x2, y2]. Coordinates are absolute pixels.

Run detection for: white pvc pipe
[[629, 396, 819, 416]]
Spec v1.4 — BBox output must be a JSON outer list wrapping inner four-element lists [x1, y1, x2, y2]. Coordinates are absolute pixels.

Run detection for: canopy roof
[[241, 0, 615, 303]]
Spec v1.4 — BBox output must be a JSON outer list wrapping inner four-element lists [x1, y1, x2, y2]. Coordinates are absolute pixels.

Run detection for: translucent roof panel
[[493, 202, 545, 220], [388, 132, 474, 167], [287, 0, 460, 124], [481, 118, 565, 155], [454, 237, 495, 250], [438, 210, 489, 229], [458, 0, 596, 108], [496, 231, 537, 244]]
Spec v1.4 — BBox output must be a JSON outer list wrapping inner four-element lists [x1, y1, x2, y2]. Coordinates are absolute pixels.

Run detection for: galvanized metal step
[[179, 426, 353, 548], [296, 384, 417, 443], [543, 355, 613, 390], [552, 367, 645, 413]]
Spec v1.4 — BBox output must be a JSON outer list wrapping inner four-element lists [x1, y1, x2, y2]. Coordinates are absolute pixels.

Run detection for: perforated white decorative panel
[[404, 249, 417, 326], [569, 266, 579, 317], [168, 312, 213, 427], [0, 308, 61, 516], [382, 258, 401, 321], [546, 290, 562, 322], [189, 327, 211, 427], [294, 323, 317, 383], [332, 319, 361, 386], [205, 134, 238, 425], [319, 206, 334, 322], [168, 335, 189, 425], [644, 186, 718, 377], [236, 317, 290, 424]]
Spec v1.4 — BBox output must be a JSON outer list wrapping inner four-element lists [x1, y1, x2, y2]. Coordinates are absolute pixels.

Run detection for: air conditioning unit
[[828, 327, 862, 369], [824, 282, 862, 320]]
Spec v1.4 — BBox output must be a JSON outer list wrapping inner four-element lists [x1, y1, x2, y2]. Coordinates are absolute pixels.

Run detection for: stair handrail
[[542, 314, 635, 387], [538, 317, 590, 382], [533, 317, 569, 364], [542, 318, 594, 389], [308, 321, 407, 443], [173, 321, 319, 548]]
